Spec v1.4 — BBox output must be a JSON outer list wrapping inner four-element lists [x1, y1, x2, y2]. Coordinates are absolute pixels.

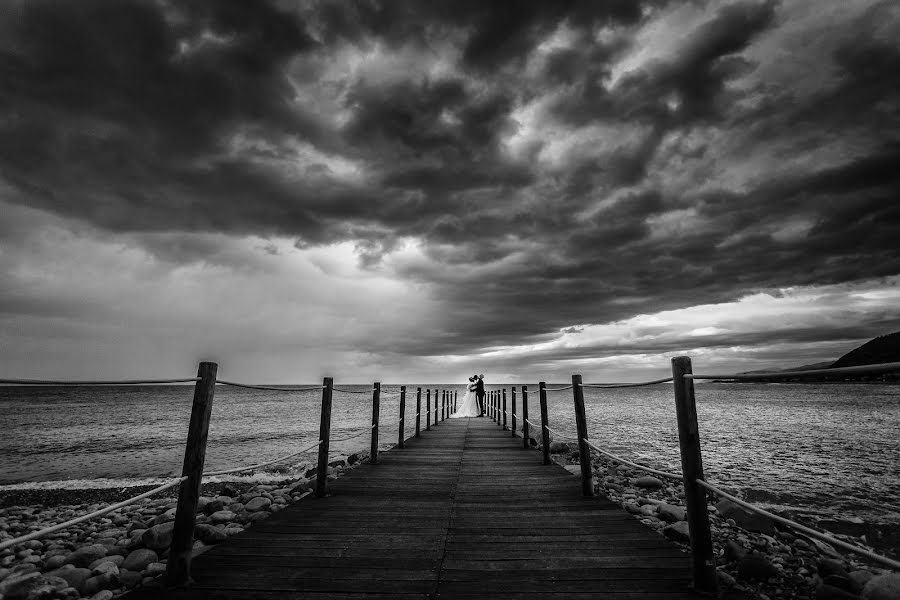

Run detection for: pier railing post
[[315, 377, 333, 498], [454, 390, 457, 412], [426, 389, 431, 431], [538, 382, 551, 465], [442, 390, 447, 421], [672, 357, 717, 595], [511, 387, 517, 437], [521, 386, 529, 449], [571, 374, 593, 497], [502, 389, 507, 430], [370, 382, 381, 464], [415, 387, 422, 438], [166, 361, 216, 587], [398, 385, 406, 449]]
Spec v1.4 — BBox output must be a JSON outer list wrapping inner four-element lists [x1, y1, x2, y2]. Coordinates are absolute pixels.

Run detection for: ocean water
[[1, 382, 898, 550]]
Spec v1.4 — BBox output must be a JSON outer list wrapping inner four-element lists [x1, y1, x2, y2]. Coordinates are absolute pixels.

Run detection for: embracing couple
[[449, 374, 486, 418]]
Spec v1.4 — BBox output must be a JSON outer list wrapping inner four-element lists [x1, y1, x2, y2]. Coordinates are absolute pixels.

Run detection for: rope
[[686, 361, 900, 381], [541, 384, 574, 392], [0, 378, 201, 386], [217, 381, 325, 392], [581, 377, 674, 388], [0, 477, 187, 551], [332, 387, 372, 394], [545, 425, 578, 441], [696, 480, 900, 570], [583, 439, 682, 481], [204, 440, 322, 477]]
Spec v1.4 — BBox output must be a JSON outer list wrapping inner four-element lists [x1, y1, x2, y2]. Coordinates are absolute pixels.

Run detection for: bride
[[449, 375, 482, 418]]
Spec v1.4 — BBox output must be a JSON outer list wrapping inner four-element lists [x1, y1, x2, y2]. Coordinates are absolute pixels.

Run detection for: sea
[[1, 381, 898, 554]]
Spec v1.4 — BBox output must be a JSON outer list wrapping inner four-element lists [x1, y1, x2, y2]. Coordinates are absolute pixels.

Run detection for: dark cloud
[[1, 0, 899, 364]]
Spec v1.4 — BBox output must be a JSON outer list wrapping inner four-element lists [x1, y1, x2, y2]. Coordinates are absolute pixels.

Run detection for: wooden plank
[[124, 416, 697, 599]]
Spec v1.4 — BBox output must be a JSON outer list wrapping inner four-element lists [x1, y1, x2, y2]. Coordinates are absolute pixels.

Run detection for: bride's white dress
[[450, 384, 481, 418]]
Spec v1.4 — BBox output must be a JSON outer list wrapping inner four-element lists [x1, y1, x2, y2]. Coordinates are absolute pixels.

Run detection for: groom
[[476, 374, 486, 416]]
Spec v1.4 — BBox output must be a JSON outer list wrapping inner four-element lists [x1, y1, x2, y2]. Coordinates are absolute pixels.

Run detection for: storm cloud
[[1, 0, 899, 381]]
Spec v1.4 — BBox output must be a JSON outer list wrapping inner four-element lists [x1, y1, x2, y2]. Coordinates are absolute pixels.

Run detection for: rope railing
[[0, 377, 201, 385], [540, 384, 574, 392], [217, 381, 325, 392], [686, 361, 900, 381], [0, 477, 187, 552], [583, 439, 682, 481], [204, 440, 323, 477], [696, 479, 900, 570], [332, 387, 373, 394], [580, 377, 673, 388]]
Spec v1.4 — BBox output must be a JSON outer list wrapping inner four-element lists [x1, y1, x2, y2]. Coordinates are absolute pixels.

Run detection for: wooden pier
[[130, 417, 701, 599]]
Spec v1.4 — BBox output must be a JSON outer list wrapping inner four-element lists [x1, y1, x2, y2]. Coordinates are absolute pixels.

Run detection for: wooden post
[[398, 385, 406, 449], [314, 377, 333, 498], [166, 361, 217, 587], [454, 390, 457, 412], [415, 387, 422, 438], [442, 390, 446, 421], [511, 387, 517, 437], [502, 388, 507, 430], [521, 386, 529, 449], [571, 374, 593, 497], [370, 382, 381, 464], [426, 389, 431, 431], [672, 357, 718, 595], [493, 391, 497, 422], [538, 382, 551, 465]]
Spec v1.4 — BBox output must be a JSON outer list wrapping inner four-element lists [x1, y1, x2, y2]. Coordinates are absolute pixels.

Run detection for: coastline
[[0, 452, 366, 600], [549, 445, 899, 600]]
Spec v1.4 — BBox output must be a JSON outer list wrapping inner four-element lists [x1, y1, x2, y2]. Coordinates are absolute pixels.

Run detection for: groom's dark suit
[[475, 378, 485, 415]]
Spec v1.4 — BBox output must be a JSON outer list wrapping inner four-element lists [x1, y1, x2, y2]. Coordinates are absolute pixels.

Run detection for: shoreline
[[548, 444, 899, 600], [0, 452, 366, 600]]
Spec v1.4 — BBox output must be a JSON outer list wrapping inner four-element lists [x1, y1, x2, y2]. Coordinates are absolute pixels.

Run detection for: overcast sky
[[1, 0, 899, 384]]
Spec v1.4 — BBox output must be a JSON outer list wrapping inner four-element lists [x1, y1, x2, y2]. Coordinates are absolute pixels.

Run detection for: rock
[[633, 476, 664, 489], [141, 522, 175, 553], [819, 558, 850, 579], [203, 500, 225, 516], [143, 563, 166, 577], [657, 504, 686, 523], [219, 485, 239, 498], [0, 572, 44, 600], [42, 555, 67, 571], [248, 512, 270, 523], [63, 545, 107, 568], [118, 569, 142, 589], [193, 525, 226, 545], [244, 498, 272, 512], [88, 590, 114, 600], [88, 556, 123, 571], [825, 575, 856, 592], [45, 567, 91, 591], [862, 573, 900, 600], [209, 511, 236, 524], [816, 583, 861, 600], [121, 549, 158, 573], [549, 441, 570, 454], [663, 522, 690, 544], [723, 540, 747, 562], [347, 453, 360, 465], [80, 570, 117, 596], [737, 555, 779, 580], [848, 570, 874, 593], [89, 562, 118, 578], [715, 499, 775, 535], [328, 458, 346, 468], [716, 569, 736, 588]]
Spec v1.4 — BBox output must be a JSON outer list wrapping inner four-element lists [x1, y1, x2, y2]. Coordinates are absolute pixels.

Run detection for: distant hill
[[830, 331, 900, 368]]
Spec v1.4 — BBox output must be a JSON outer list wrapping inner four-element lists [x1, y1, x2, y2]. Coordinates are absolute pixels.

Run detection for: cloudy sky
[[1, 0, 899, 384]]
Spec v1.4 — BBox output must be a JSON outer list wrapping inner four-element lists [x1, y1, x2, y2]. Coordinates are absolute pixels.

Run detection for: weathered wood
[[454, 390, 457, 412], [502, 388, 507, 430], [538, 381, 551, 465], [571, 374, 593, 496], [370, 382, 381, 464], [315, 377, 333, 498], [415, 387, 422, 438], [521, 385, 529, 449], [166, 361, 217, 587], [442, 389, 446, 421], [398, 385, 406, 449], [510, 387, 517, 437], [426, 389, 431, 431], [672, 356, 717, 595]]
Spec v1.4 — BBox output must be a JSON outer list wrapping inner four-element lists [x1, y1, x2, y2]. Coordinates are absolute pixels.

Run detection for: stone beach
[[0, 453, 363, 600], [548, 442, 900, 600]]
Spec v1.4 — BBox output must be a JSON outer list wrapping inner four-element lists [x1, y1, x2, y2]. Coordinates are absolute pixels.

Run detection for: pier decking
[[131, 417, 700, 599]]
